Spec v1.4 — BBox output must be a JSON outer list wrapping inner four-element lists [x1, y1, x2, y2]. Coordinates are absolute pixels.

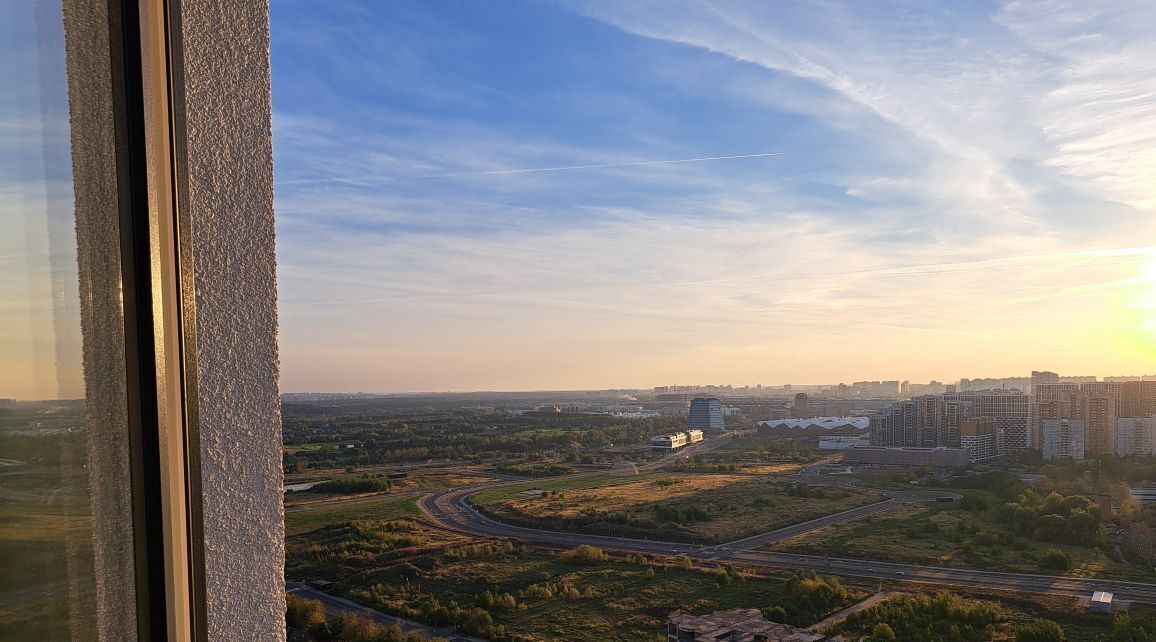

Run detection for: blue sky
[[271, 0, 1156, 392]]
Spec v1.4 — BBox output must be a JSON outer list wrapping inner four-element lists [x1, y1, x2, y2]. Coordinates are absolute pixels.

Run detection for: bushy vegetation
[[493, 463, 573, 478], [1104, 613, 1156, 641], [950, 471, 1026, 500], [285, 593, 444, 642], [838, 592, 1003, 642], [1037, 548, 1071, 572], [998, 490, 1102, 546], [558, 544, 608, 565], [283, 399, 685, 469], [653, 505, 711, 524], [1013, 618, 1064, 642], [313, 475, 393, 495], [762, 571, 850, 627]]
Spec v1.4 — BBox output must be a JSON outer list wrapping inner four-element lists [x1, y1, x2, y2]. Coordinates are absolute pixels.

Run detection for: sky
[[1, 0, 83, 401], [270, 0, 1156, 393]]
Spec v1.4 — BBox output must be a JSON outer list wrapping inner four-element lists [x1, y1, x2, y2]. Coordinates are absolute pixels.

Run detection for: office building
[[688, 397, 726, 434], [1043, 418, 1085, 460], [651, 432, 689, 452], [1116, 417, 1156, 457]]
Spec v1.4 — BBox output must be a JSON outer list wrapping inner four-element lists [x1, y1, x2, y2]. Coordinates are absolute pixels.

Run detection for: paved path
[[809, 591, 892, 631]]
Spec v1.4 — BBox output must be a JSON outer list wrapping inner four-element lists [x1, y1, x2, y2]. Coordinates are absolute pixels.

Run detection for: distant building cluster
[[867, 390, 1026, 462], [860, 373, 1156, 464]]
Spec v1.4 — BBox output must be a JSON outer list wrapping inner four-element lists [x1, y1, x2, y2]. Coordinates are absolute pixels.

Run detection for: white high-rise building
[[1042, 418, 1085, 460]]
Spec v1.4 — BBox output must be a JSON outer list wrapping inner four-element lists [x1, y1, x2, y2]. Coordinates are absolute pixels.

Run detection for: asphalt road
[[418, 473, 1156, 604]]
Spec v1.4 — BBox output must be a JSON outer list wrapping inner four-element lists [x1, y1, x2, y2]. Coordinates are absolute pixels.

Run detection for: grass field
[[285, 495, 421, 536], [769, 497, 1154, 581], [472, 473, 885, 544]]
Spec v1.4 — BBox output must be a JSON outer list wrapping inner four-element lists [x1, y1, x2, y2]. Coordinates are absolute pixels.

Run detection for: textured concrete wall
[[180, 0, 284, 639], [61, 1, 138, 638]]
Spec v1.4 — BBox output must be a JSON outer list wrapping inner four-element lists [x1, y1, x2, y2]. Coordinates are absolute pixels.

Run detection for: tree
[[1038, 548, 1071, 572], [1015, 618, 1065, 642], [867, 622, 898, 642], [285, 594, 327, 638], [1105, 613, 1156, 642]]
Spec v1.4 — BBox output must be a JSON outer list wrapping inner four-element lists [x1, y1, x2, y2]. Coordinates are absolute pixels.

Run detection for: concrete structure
[[688, 398, 726, 434], [686, 429, 705, 444], [842, 446, 968, 468], [667, 609, 824, 642], [960, 417, 1002, 463], [1116, 417, 1156, 457], [1090, 591, 1114, 613], [1043, 419, 1085, 460]]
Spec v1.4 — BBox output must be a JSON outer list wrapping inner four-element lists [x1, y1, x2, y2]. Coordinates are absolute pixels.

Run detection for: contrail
[[281, 152, 784, 185]]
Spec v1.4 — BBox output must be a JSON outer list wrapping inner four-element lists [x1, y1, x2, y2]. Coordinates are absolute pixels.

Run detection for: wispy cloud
[[269, 0, 1156, 391]]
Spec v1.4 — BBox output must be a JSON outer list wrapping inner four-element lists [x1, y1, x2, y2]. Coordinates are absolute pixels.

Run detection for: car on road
[[867, 568, 877, 572], [895, 571, 905, 576]]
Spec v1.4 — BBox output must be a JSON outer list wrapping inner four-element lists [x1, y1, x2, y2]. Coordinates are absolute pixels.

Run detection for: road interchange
[[414, 441, 1156, 604]]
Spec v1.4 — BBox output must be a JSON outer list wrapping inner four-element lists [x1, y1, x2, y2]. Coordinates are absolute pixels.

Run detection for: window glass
[[2, 1, 111, 639]]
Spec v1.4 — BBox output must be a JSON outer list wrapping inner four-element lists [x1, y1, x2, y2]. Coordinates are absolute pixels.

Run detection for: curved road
[[416, 452, 1156, 604]]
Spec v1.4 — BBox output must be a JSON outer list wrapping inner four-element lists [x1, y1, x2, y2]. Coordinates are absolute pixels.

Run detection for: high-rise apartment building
[[1031, 370, 1060, 393], [1082, 386, 1120, 456], [1121, 381, 1156, 419], [870, 395, 968, 449], [688, 398, 726, 434], [1043, 419, 1085, 460], [960, 418, 1002, 463], [1030, 383, 1080, 449], [1116, 417, 1156, 457], [959, 391, 1029, 453]]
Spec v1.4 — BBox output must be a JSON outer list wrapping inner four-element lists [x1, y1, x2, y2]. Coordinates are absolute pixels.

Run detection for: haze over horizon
[[268, 0, 1156, 394]]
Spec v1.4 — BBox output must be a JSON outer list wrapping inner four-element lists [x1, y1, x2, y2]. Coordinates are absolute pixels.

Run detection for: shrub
[[1015, 618, 1065, 642], [559, 544, 607, 565], [1038, 548, 1071, 572]]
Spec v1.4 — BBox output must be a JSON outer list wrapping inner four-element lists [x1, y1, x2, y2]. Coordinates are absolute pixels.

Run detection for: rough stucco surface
[[181, 1, 285, 639], [62, 1, 138, 638]]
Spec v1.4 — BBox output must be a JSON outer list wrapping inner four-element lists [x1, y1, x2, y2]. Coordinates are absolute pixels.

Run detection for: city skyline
[[271, 0, 1156, 393]]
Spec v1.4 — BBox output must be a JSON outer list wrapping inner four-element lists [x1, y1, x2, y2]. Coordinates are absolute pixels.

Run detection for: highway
[[416, 446, 1156, 604]]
